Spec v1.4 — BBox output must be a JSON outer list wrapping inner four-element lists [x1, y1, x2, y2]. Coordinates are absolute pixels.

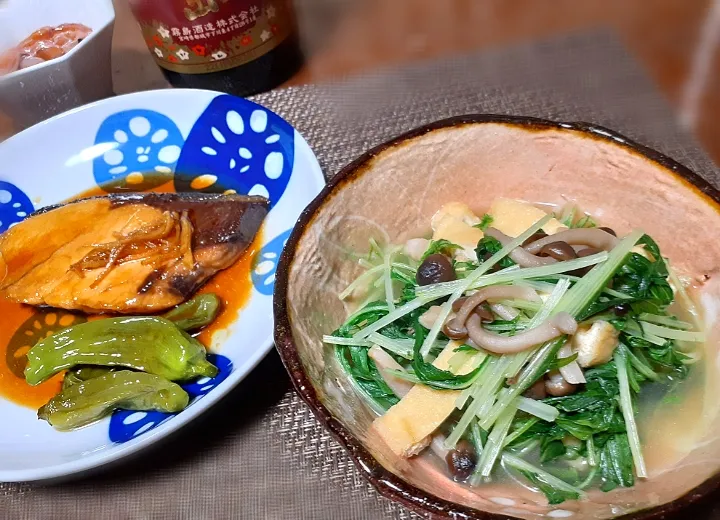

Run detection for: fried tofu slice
[[571, 320, 620, 367], [369, 341, 480, 457], [431, 202, 484, 261], [488, 197, 566, 237]]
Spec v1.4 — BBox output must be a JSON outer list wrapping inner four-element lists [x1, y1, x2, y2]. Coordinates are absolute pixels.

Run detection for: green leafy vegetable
[[502, 452, 584, 504], [453, 260, 480, 279], [572, 215, 597, 229], [411, 320, 485, 390], [622, 334, 689, 378], [503, 415, 539, 447], [540, 440, 567, 463], [504, 362, 626, 473], [332, 212, 696, 502], [471, 420, 487, 453], [518, 469, 581, 505], [368, 237, 384, 261], [546, 363, 619, 412], [619, 345, 658, 383], [615, 347, 647, 478], [597, 433, 635, 491], [474, 403, 518, 479], [391, 266, 416, 286], [636, 234, 662, 261], [398, 282, 418, 304], [516, 396, 560, 422], [481, 230, 644, 430], [334, 301, 389, 337], [474, 214, 494, 231], [557, 206, 577, 228], [453, 344, 477, 353], [474, 236, 516, 269], [638, 313, 692, 330], [482, 316, 526, 334], [422, 239, 462, 260], [577, 296, 637, 322], [611, 234, 673, 308], [640, 321, 705, 342], [335, 345, 399, 413], [555, 409, 625, 441], [662, 393, 683, 405], [646, 340, 691, 378], [548, 352, 579, 371]]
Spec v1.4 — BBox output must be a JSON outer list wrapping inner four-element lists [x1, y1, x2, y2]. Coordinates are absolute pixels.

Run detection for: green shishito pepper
[[25, 316, 218, 386], [39, 370, 189, 431], [163, 293, 221, 331], [62, 366, 115, 389], [58, 293, 221, 389]]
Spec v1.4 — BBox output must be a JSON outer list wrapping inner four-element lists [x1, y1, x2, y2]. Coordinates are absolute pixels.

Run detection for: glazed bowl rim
[[272, 114, 720, 520]]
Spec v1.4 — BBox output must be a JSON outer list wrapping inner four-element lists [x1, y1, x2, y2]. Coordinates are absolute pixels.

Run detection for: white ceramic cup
[[0, 0, 116, 130]]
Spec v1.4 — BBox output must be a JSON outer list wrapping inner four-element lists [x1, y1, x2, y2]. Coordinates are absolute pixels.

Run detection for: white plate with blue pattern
[[0, 89, 324, 482]]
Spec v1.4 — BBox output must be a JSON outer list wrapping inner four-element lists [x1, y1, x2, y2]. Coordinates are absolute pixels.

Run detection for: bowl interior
[[280, 118, 720, 519]]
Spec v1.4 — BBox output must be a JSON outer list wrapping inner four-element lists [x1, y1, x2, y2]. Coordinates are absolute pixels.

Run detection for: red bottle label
[[128, 0, 293, 74]]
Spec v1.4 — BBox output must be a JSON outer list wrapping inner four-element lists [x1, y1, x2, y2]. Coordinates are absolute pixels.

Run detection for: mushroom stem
[[545, 370, 578, 397], [449, 285, 540, 336], [466, 312, 578, 354], [485, 228, 556, 267], [430, 434, 450, 459], [368, 345, 414, 398], [489, 303, 520, 321], [558, 343, 586, 384], [524, 228, 619, 254]]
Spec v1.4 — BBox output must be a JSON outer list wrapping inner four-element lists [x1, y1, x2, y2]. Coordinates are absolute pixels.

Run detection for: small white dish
[[0, 88, 325, 482], [0, 0, 116, 129]]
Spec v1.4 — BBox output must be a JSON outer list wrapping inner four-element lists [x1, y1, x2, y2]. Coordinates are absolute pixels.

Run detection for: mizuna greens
[[324, 200, 700, 505]]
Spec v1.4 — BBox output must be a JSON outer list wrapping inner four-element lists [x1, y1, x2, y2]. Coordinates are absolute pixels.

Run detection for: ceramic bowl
[[0, 88, 324, 482], [274, 115, 720, 519], [0, 0, 116, 131]]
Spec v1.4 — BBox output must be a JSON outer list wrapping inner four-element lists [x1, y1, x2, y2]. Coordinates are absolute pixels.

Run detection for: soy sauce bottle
[[128, 0, 302, 96]]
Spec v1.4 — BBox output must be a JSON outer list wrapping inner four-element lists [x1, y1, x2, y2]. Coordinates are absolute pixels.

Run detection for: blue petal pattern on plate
[[93, 109, 184, 192], [174, 95, 294, 207], [0, 181, 33, 233], [252, 229, 291, 295], [108, 354, 232, 443]]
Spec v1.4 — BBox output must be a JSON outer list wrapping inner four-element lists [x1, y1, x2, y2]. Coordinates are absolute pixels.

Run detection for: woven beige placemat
[[3, 30, 720, 520]]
